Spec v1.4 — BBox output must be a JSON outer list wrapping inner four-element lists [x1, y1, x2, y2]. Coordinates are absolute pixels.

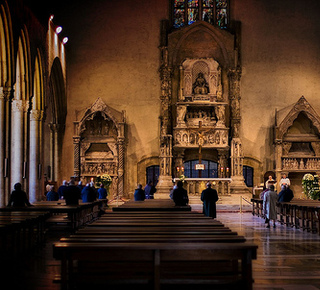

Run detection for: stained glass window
[[173, 0, 228, 29]]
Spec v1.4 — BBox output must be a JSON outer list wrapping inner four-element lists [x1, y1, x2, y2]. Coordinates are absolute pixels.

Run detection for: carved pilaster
[[117, 137, 125, 197], [73, 136, 81, 178]]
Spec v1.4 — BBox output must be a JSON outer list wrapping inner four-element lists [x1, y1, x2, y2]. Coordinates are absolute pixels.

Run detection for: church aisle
[[215, 212, 320, 290]]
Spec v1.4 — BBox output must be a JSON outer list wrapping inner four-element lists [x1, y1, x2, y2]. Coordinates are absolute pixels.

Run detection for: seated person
[[46, 185, 59, 201], [134, 184, 145, 201], [97, 183, 108, 199], [172, 180, 189, 206], [64, 179, 81, 205], [81, 183, 96, 203], [7, 182, 32, 207]]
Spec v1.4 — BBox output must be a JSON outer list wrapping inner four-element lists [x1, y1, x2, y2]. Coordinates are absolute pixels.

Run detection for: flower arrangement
[[96, 174, 112, 189], [302, 173, 320, 200], [179, 174, 186, 183]]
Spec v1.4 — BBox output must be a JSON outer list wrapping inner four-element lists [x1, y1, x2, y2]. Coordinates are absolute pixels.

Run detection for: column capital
[[30, 109, 44, 121], [12, 99, 29, 112]]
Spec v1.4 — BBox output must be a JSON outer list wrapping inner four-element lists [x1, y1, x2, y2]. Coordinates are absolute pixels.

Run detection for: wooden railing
[[174, 178, 232, 196]]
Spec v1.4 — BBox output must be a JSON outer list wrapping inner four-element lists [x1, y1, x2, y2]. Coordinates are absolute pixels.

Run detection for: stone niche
[[275, 96, 320, 196], [73, 98, 126, 197]]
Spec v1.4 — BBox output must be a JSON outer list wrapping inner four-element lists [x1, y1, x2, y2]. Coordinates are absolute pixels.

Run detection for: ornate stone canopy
[[73, 98, 126, 197]]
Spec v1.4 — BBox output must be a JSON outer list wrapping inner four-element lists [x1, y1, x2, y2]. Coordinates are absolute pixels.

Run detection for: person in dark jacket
[[7, 182, 32, 207], [81, 183, 96, 203], [134, 184, 145, 201], [201, 182, 219, 218], [46, 185, 59, 201], [64, 179, 81, 205], [278, 185, 294, 202], [144, 181, 157, 199], [172, 181, 189, 206], [97, 183, 108, 199], [57, 180, 68, 199]]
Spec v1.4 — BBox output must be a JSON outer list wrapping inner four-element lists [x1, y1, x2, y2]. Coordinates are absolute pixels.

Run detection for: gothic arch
[[276, 96, 320, 140], [274, 96, 320, 193], [73, 98, 126, 197], [169, 21, 234, 68], [0, 1, 14, 87]]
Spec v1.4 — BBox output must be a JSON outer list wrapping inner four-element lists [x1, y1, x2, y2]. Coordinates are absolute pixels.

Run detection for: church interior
[[1, 0, 320, 289]]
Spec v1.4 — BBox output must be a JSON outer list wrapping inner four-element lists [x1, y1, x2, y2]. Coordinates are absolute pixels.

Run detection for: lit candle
[[221, 167, 224, 172]]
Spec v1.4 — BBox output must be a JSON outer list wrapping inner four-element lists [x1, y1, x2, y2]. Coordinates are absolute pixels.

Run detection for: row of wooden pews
[[0, 211, 50, 259], [53, 201, 258, 290], [251, 198, 320, 234]]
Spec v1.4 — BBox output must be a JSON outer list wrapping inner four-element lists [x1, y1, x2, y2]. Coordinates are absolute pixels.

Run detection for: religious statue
[[192, 72, 209, 95]]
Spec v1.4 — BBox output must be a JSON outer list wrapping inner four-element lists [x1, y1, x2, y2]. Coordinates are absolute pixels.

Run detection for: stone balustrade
[[173, 178, 232, 196], [282, 157, 320, 171]]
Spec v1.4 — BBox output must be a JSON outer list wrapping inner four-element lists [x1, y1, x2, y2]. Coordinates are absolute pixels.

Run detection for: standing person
[[64, 179, 81, 205], [201, 182, 219, 218], [46, 185, 59, 201], [81, 183, 96, 203], [263, 185, 278, 228], [97, 183, 108, 199], [172, 181, 189, 206], [57, 180, 68, 199], [134, 184, 145, 201], [7, 183, 32, 207], [280, 173, 290, 187], [265, 175, 276, 188], [77, 181, 84, 192], [144, 181, 157, 199]]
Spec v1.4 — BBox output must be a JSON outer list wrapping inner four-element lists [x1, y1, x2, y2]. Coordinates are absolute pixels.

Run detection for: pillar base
[[155, 175, 173, 199], [230, 175, 251, 195]]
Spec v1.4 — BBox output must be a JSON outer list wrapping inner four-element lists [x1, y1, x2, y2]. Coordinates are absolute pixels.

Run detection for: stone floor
[[214, 211, 320, 290], [2, 208, 320, 289]]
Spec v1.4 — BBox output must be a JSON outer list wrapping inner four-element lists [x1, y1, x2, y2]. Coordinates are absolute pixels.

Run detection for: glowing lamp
[[56, 26, 62, 34], [63, 37, 68, 44]]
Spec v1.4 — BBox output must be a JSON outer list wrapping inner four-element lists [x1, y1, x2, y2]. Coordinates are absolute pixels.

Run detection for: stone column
[[275, 140, 283, 192], [117, 138, 125, 197], [11, 99, 27, 188], [156, 46, 173, 198], [0, 87, 10, 206], [29, 109, 43, 202], [73, 136, 81, 179]]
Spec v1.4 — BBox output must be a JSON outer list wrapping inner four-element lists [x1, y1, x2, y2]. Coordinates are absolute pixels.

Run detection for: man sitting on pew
[[64, 179, 81, 205], [172, 180, 189, 206], [134, 184, 145, 201], [7, 182, 33, 207], [278, 185, 294, 202]]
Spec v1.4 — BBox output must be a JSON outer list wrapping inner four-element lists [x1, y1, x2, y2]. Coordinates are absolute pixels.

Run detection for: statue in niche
[[192, 72, 209, 95]]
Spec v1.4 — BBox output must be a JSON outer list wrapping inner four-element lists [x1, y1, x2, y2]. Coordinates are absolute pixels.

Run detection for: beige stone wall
[[60, 0, 168, 195], [60, 0, 320, 195], [232, 0, 320, 183]]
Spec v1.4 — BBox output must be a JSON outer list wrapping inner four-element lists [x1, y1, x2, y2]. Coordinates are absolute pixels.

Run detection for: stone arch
[[0, 1, 14, 88], [170, 21, 234, 68], [0, 1, 14, 206], [11, 27, 31, 191], [74, 98, 126, 197], [28, 51, 45, 202], [275, 96, 320, 194], [276, 96, 320, 140]]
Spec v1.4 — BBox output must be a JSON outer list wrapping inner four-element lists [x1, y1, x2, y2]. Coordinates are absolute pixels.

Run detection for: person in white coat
[[263, 185, 278, 228]]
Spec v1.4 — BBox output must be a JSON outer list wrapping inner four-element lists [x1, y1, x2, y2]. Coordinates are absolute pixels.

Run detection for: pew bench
[[53, 241, 257, 290]]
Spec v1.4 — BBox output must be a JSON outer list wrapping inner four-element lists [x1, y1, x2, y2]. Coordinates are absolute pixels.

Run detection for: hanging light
[[56, 26, 62, 34], [49, 14, 54, 21]]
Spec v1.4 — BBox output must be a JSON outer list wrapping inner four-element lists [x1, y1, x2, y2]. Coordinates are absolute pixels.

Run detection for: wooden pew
[[53, 241, 257, 290], [0, 211, 49, 258]]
